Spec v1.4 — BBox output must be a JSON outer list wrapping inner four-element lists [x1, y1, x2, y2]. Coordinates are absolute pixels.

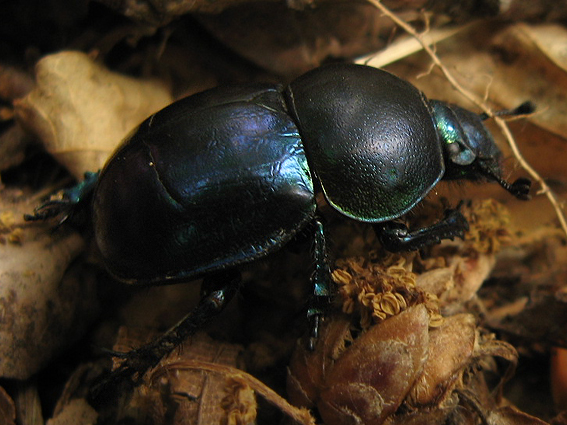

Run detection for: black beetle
[[27, 63, 531, 381]]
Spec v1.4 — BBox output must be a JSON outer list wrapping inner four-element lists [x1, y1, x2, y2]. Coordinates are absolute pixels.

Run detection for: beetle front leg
[[91, 269, 241, 400], [307, 218, 334, 350], [374, 205, 469, 252], [24, 171, 100, 226]]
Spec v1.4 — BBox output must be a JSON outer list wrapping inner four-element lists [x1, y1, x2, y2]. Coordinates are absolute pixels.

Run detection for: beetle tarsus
[[24, 199, 74, 224], [90, 269, 241, 401], [24, 171, 100, 226], [508, 177, 531, 200], [307, 314, 321, 351], [375, 207, 469, 252]]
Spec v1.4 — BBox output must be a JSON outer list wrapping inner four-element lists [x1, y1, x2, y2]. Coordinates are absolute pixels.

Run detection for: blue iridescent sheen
[[93, 84, 316, 283]]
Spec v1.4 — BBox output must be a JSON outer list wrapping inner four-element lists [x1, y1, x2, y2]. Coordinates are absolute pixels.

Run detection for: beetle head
[[430, 100, 532, 200]]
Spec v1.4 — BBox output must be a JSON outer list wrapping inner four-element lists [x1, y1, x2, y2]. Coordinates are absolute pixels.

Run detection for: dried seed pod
[[295, 199, 523, 423], [288, 303, 518, 424], [288, 305, 431, 425], [317, 305, 429, 425], [287, 315, 353, 409], [406, 313, 477, 407]]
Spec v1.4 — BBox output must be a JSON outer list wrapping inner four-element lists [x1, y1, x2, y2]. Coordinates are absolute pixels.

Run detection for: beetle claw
[[24, 199, 73, 224], [509, 177, 531, 200], [89, 344, 165, 403]]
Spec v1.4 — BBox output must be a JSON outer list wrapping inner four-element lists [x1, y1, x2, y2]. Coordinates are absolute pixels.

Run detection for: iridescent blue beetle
[[27, 63, 531, 381]]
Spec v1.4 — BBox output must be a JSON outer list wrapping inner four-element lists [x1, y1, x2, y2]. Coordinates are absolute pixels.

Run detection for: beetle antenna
[[479, 101, 536, 121]]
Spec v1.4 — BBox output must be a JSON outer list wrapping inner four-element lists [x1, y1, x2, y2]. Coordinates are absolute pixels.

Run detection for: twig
[[356, 25, 468, 69], [367, 0, 567, 238]]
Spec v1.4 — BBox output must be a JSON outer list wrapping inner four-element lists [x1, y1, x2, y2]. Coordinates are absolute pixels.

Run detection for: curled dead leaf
[[0, 188, 98, 380], [115, 330, 246, 425], [14, 51, 172, 179]]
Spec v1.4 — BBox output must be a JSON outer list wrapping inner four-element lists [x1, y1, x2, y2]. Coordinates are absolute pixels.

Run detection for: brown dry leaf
[[0, 386, 16, 425], [0, 64, 35, 171], [386, 22, 567, 144], [438, 254, 496, 315], [14, 51, 172, 179], [523, 24, 567, 72], [0, 125, 30, 172], [486, 284, 567, 348], [288, 307, 521, 425], [0, 187, 98, 379], [286, 315, 353, 410], [45, 399, 97, 425], [96, 0, 289, 26], [488, 405, 551, 425], [413, 253, 496, 315], [482, 228, 567, 347], [115, 330, 245, 425], [197, 2, 399, 77], [489, 23, 567, 139], [288, 305, 511, 425]]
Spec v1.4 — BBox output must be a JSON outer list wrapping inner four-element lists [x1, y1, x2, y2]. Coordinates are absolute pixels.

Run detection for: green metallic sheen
[[430, 101, 476, 166]]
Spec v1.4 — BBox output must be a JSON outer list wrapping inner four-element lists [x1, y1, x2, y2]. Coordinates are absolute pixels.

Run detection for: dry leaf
[[0, 386, 16, 425], [115, 330, 245, 425], [45, 399, 97, 425], [14, 51, 172, 179], [386, 22, 567, 148], [488, 406, 551, 425], [0, 63, 35, 171], [197, 2, 398, 76], [552, 347, 567, 412], [0, 187, 98, 379], [489, 23, 567, 139], [289, 306, 430, 425]]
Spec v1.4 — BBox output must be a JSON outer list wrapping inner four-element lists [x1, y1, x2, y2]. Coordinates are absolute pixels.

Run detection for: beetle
[[26, 63, 531, 381]]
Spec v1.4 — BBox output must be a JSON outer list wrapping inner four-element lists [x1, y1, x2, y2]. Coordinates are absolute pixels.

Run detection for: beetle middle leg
[[374, 204, 469, 252], [92, 268, 241, 397], [307, 218, 334, 350]]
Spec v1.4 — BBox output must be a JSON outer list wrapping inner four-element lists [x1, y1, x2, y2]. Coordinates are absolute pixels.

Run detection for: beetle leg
[[374, 206, 469, 252], [307, 218, 334, 350], [90, 269, 241, 400], [24, 171, 99, 227]]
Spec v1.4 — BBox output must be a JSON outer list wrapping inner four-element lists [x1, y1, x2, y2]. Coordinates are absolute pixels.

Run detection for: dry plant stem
[[356, 25, 468, 68], [152, 360, 316, 425], [367, 0, 567, 238]]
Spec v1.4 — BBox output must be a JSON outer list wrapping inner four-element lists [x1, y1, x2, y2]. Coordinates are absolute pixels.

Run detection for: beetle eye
[[430, 100, 476, 166], [446, 142, 475, 165]]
